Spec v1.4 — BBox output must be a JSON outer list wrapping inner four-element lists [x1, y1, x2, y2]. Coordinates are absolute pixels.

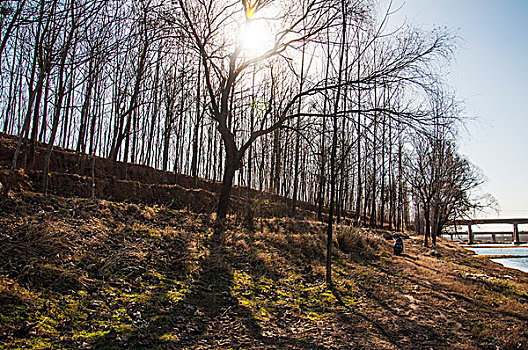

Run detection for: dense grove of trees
[[0, 0, 487, 254]]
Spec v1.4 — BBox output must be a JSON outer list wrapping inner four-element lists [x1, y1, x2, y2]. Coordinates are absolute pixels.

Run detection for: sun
[[240, 18, 274, 58]]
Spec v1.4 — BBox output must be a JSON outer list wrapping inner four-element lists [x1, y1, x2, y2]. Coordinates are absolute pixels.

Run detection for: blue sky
[[387, 0, 528, 218]]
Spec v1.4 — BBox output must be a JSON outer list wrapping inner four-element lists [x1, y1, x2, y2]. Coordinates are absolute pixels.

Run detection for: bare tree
[[408, 91, 489, 247], [172, 0, 343, 232]]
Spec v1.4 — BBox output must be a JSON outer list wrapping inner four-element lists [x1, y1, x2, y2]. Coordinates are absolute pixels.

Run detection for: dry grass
[[337, 226, 389, 260], [1, 192, 528, 349], [0, 193, 206, 290]]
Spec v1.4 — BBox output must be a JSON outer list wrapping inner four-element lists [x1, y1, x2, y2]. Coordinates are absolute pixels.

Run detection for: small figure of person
[[393, 233, 404, 255]]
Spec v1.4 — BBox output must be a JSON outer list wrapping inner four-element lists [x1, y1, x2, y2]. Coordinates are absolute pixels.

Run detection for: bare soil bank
[[0, 132, 326, 220]]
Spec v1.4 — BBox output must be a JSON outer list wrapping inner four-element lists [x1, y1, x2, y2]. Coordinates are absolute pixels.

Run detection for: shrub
[[337, 227, 388, 260]]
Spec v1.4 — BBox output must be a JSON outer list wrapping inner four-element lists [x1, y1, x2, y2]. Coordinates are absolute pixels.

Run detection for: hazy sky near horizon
[[385, 0, 528, 218]]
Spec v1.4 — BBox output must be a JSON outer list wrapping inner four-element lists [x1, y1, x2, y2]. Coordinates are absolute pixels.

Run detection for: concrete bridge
[[453, 218, 528, 244]]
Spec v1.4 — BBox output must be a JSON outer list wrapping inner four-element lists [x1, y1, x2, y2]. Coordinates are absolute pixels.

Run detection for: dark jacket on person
[[393, 234, 404, 255]]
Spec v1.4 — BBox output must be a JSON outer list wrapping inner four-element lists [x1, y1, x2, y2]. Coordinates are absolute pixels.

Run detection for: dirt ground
[[1, 192, 527, 349]]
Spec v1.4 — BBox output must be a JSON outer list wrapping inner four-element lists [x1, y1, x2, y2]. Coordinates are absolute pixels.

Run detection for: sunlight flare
[[240, 18, 274, 57], [244, 0, 258, 19]]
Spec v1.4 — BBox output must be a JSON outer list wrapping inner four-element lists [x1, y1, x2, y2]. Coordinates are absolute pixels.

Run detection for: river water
[[464, 244, 528, 273]]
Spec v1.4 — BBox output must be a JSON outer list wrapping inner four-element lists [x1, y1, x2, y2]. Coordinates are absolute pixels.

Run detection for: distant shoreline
[[464, 244, 528, 273]]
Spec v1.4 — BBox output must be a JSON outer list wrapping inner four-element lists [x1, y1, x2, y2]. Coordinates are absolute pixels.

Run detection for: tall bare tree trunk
[[291, 43, 306, 217], [326, 1, 346, 286], [108, 6, 149, 161], [4, 0, 47, 195], [191, 63, 202, 185]]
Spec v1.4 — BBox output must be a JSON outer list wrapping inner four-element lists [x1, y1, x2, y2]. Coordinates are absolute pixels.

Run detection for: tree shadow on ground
[[328, 283, 416, 350], [90, 228, 331, 349], [332, 255, 527, 350]]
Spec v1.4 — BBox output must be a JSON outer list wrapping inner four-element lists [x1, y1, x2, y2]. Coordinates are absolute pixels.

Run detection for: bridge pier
[[514, 224, 520, 244], [468, 225, 474, 244]]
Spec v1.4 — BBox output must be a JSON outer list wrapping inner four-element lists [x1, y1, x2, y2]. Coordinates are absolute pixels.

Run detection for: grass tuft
[[337, 226, 388, 260]]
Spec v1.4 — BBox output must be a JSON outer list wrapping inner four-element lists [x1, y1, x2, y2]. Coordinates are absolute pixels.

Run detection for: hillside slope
[[1, 192, 527, 350], [0, 132, 324, 220]]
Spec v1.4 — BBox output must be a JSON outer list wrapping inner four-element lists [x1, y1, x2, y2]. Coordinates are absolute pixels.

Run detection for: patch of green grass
[[167, 282, 191, 303]]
